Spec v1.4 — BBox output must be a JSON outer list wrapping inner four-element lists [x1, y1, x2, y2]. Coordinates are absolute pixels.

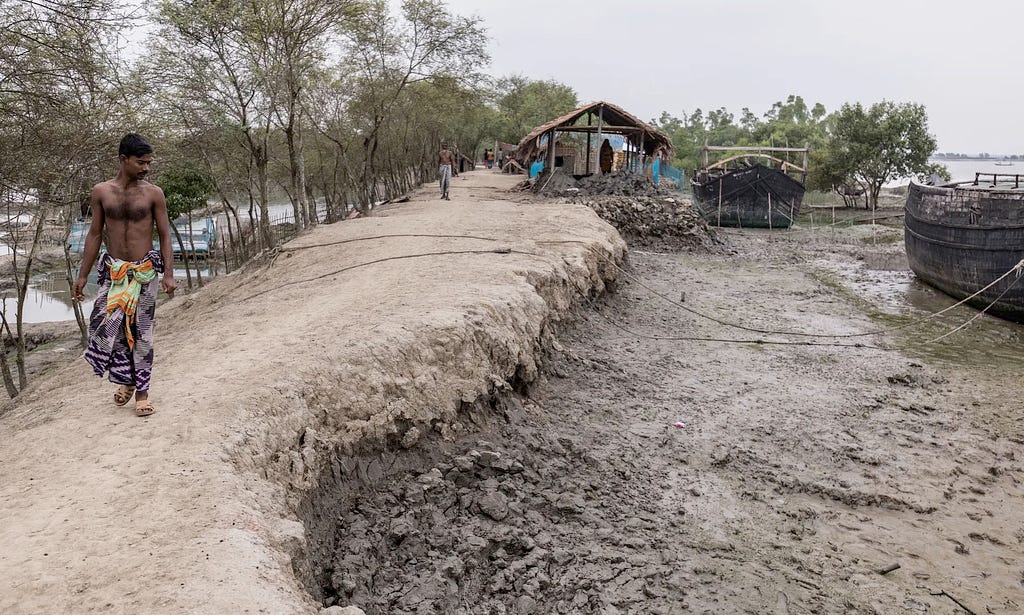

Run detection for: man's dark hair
[[119, 133, 152, 158]]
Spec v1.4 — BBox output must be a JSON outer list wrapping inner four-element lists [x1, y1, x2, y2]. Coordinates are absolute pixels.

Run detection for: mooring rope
[[924, 273, 1022, 344], [235, 246, 544, 304], [560, 264, 879, 349], [252, 231, 1024, 344], [591, 249, 1024, 341]]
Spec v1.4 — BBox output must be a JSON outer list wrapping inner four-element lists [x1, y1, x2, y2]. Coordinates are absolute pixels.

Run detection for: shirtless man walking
[[438, 142, 456, 200], [72, 133, 176, 417]]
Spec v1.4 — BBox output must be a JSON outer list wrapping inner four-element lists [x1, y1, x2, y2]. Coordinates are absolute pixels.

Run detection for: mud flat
[[0, 172, 625, 613], [311, 221, 1024, 613]]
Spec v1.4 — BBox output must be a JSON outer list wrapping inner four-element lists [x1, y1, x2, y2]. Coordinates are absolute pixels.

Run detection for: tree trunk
[[172, 224, 192, 289], [64, 242, 88, 347], [59, 197, 88, 347], [15, 205, 49, 388], [256, 144, 273, 249], [285, 114, 304, 232], [0, 311, 19, 398], [186, 209, 202, 288], [296, 115, 313, 227]]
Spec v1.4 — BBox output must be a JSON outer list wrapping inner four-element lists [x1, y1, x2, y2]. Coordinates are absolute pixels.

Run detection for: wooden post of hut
[[802, 143, 809, 185], [639, 132, 646, 174], [586, 113, 592, 174], [546, 129, 557, 174], [595, 105, 604, 176]]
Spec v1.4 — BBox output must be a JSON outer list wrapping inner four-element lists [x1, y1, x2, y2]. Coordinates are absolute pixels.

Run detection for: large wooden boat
[[690, 146, 808, 228], [905, 173, 1024, 322]]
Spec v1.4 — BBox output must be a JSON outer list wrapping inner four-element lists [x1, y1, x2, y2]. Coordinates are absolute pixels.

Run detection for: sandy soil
[[3, 170, 1023, 614], [0, 171, 624, 614]]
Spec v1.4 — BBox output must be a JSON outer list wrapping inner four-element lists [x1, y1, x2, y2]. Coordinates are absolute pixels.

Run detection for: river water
[[932, 158, 1020, 182], [6, 198, 309, 324], [887, 158, 1021, 186], [2, 263, 219, 324]]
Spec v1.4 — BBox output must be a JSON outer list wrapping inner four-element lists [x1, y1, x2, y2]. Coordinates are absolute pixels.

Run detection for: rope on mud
[[277, 233, 507, 252], [240, 231, 1023, 345], [923, 273, 1022, 344], [278, 233, 601, 253], [596, 249, 1024, 342], [561, 265, 881, 349]]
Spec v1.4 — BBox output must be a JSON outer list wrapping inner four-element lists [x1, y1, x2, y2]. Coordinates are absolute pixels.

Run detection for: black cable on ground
[[235, 247, 547, 304]]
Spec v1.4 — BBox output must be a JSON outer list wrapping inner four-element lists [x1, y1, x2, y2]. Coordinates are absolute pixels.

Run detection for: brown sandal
[[135, 400, 155, 417], [114, 385, 135, 406]]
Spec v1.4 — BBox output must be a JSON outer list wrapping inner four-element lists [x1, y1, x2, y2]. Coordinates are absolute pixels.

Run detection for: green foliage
[[652, 95, 938, 209], [652, 95, 827, 173], [491, 76, 578, 145], [156, 163, 215, 220], [818, 101, 937, 208], [917, 162, 951, 183]]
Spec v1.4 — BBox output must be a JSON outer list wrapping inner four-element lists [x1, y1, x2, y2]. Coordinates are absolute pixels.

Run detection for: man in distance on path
[[438, 142, 457, 200], [72, 133, 176, 417]]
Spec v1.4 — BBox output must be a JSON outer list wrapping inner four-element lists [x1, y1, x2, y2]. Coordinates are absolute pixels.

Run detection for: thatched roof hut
[[516, 101, 672, 176]]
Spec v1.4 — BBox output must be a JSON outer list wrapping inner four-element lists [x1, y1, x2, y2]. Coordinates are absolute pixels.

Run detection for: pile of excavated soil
[[573, 172, 674, 197], [511, 170, 721, 252], [0, 171, 626, 614], [532, 169, 673, 199], [570, 194, 722, 252]]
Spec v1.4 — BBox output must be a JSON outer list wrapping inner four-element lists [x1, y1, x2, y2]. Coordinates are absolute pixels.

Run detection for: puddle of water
[[829, 254, 1024, 371], [898, 280, 1024, 369], [860, 252, 909, 271]]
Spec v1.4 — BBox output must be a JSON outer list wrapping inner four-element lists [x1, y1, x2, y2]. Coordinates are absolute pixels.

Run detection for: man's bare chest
[[103, 190, 152, 222]]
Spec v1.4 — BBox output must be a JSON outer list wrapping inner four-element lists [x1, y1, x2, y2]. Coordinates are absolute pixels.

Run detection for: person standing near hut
[[599, 139, 614, 174], [438, 142, 455, 200], [72, 133, 176, 417]]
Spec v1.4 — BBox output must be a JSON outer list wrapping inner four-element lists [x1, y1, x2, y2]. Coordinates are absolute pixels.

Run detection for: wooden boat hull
[[690, 164, 805, 228], [905, 181, 1024, 322]]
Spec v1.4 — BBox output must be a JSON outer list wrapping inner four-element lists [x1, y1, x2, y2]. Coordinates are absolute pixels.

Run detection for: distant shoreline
[[931, 157, 1018, 161]]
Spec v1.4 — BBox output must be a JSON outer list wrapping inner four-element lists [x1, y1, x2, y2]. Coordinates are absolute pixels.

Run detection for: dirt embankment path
[[0, 171, 625, 614], [4, 170, 1024, 615]]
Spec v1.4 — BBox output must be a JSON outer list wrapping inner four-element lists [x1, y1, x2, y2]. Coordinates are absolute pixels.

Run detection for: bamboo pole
[[717, 177, 723, 227], [546, 128, 556, 172], [586, 113, 592, 174]]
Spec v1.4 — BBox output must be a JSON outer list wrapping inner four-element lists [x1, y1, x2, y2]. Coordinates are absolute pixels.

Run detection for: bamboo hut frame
[[516, 101, 673, 176]]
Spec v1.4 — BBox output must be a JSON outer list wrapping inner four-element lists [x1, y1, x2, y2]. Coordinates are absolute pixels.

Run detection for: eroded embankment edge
[[231, 237, 626, 609]]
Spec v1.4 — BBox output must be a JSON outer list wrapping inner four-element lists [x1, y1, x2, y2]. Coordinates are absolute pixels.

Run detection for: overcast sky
[[441, 0, 1020, 155]]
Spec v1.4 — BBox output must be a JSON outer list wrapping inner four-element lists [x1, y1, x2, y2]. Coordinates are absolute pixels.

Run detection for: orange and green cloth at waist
[[84, 250, 163, 392], [105, 257, 158, 350]]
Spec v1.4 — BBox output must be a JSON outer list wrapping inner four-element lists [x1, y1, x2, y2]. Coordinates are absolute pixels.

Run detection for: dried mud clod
[[316, 398, 678, 615]]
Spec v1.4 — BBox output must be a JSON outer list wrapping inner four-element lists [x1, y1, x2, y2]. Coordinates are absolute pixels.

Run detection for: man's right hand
[[71, 277, 87, 302]]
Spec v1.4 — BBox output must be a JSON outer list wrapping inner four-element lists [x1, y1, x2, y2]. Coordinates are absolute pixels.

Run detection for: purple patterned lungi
[[83, 250, 163, 392]]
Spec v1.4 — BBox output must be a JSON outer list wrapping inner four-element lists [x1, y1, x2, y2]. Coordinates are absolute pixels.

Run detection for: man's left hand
[[161, 274, 177, 298]]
